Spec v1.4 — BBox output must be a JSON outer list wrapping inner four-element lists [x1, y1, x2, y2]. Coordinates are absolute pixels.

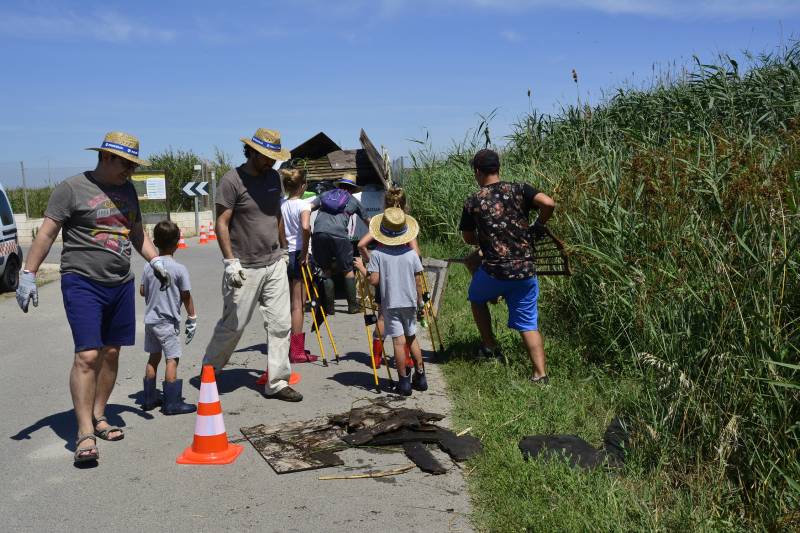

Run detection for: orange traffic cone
[[256, 370, 301, 386], [199, 225, 208, 245], [178, 230, 187, 249], [176, 365, 243, 465], [208, 225, 217, 241]]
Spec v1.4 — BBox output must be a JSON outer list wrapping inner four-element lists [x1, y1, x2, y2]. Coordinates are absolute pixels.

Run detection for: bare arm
[[277, 213, 288, 250], [215, 206, 235, 260], [368, 272, 380, 287], [357, 232, 375, 263], [181, 290, 196, 317], [300, 210, 311, 263], [139, 284, 145, 297], [353, 256, 368, 277], [415, 272, 424, 306], [533, 192, 555, 224], [130, 221, 159, 262], [24, 217, 62, 273], [410, 238, 421, 257]]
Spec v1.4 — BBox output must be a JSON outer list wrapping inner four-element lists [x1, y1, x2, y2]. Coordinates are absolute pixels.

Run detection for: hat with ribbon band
[[241, 128, 291, 162], [86, 131, 150, 166], [336, 172, 359, 189], [370, 207, 419, 246]]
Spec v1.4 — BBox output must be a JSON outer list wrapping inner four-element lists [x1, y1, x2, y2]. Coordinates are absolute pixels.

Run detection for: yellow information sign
[[132, 170, 167, 200]]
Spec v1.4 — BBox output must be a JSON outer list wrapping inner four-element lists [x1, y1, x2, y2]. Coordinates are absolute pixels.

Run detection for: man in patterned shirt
[[458, 149, 555, 384]]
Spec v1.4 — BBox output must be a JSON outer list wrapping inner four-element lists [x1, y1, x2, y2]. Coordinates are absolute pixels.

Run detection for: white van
[[0, 184, 22, 292]]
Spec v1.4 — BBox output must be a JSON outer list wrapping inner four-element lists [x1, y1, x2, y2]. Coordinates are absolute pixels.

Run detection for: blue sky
[[0, 0, 798, 186]]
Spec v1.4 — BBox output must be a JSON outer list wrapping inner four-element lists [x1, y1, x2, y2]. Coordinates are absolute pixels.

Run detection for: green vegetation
[[411, 44, 800, 531]]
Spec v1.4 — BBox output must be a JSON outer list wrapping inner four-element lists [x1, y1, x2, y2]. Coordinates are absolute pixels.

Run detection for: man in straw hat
[[354, 207, 427, 395], [309, 173, 369, 315], [16, 131, 172, 464], [458, 148, 555, 385], [202, 128, 301, 402]]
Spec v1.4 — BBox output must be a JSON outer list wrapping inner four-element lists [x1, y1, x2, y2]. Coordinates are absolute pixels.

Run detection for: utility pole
[[19, 161, 30, 218]]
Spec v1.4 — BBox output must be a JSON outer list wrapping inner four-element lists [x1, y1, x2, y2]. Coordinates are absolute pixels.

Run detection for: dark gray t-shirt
[[367, 244, 423, 309], [45, 172, 141, 286], [217, 166, 283, 268], [142, 256, 191, 325], [310, 193, 367, 239]]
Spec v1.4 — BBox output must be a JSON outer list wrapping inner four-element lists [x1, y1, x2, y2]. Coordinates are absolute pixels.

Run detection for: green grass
[[426, 249, 747, 531]]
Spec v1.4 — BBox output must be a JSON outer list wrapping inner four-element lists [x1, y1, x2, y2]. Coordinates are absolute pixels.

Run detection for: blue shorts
[[61, 273, 136, 353], [287, 251, 304, 280], [467, 267, 539, 332]]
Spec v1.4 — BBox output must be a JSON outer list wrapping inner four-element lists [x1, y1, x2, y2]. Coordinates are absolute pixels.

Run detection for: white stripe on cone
[[198, 382, 220, 404], [194, 413, 226, 437]]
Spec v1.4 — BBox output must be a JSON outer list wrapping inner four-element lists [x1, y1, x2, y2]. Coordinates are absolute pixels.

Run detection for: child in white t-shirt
[[280, 169, 317, 364]]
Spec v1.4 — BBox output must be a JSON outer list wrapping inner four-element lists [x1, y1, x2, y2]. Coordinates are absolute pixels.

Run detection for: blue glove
[[16, 270, 38, 313], [185, 316, 197, 344], [149, 257, 172, 291]]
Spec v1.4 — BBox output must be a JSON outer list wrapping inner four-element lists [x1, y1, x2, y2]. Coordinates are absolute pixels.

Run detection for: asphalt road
[[0, 237, 472, 532]]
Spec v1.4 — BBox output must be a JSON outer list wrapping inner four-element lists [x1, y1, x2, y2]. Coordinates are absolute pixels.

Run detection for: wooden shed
[[283, 130, 389, 189]]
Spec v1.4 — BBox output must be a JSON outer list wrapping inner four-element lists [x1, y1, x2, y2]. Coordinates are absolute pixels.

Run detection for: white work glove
[[149, 257, 172, 291], [16, 270, 39, 313], [223, 258, 246, 289], [185, 316, 197, 344]]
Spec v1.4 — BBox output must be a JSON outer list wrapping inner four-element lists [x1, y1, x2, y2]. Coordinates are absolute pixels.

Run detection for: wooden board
[[241, 418, 347, 474]]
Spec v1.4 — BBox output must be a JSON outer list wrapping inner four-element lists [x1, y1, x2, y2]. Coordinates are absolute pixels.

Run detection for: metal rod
[[303, 264, 339, 363], [301, 264, 328, 366], [19, 161, 29, 218]]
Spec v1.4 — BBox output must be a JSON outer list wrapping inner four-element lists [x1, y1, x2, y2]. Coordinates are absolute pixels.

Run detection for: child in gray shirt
[[139, 221, 196, 415], [359, 208, 427, 396]]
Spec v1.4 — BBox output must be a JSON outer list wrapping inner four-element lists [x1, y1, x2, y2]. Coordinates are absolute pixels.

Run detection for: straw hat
[[241, 128, 291, 162], [86, 131, 150, 166], [336, 172, 359, 189], [370, 207, 419, 246]]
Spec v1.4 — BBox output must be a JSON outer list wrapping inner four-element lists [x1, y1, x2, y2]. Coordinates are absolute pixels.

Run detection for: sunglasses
[[114, 154, 138, 171]]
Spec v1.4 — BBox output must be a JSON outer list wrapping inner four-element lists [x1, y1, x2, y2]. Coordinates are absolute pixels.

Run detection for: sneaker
[[412, 369, 428, 391], [475, 345, 501, 360], [268, 386, 303, 402], [395, 374, 412, 396], [529, 375, 550, 386]]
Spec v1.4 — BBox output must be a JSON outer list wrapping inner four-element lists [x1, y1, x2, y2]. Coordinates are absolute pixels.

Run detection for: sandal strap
[[76, 434, 96, 446], [93, 415, 108, 425]]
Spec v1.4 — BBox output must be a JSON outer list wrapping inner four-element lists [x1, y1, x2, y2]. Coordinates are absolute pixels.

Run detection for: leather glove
[[16, 270, 38, 313], [185, 316, 197, 344], [223, 258, 246, 289], [149, 257, 172, 291]]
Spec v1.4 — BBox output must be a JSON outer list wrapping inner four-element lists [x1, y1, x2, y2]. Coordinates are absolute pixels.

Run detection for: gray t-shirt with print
[[367, 244, 423, 310], [310, 193, 367, 239], [44, 172, 141, 286], [142, 256, 191, 325], [216, 166, 283, 268]]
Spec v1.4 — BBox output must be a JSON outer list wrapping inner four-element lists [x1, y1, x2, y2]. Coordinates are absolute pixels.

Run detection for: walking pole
[[421, 271, 445, 353], [301, 264, 328, 367], [356, 272, 381, 392], [359, 271, 394, 385], [303, 264, 340, 363]]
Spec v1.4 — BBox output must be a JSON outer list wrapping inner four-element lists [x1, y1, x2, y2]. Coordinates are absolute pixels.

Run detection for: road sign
[[182, 181, 208, 197]]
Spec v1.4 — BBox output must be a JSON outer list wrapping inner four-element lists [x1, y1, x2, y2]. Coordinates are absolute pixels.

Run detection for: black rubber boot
[[345, 276, 359, 314], [162, 380, 196, 415], [142, 377, 162, 411], [322, 277, 336, 315]]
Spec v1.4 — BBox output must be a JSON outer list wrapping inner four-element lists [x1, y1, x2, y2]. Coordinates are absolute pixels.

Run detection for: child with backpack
[[361, 207, 427, 395], [139, 220, 197, 415], [309, 173, 369, 314], [280, 169, 318, 363]]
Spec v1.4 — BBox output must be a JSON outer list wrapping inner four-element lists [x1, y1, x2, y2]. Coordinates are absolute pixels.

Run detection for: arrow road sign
[[182, 181, 208, 197]]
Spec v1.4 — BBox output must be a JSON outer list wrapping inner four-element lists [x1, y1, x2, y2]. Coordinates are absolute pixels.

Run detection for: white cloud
[[501, 29, 523, 42], [0, 10, 176, 43]]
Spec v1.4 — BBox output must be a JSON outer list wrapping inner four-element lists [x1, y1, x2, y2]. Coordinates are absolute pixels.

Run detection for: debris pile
[[241, 399, 481, 475]]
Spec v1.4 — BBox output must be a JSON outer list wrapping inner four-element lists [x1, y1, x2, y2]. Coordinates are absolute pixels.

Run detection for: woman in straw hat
[[16, 131, 172, 464], [354, 207, 428, 396], [201, 128, 302, 402]]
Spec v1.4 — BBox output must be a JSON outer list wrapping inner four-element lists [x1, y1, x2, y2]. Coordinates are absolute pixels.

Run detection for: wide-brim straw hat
[[336, 172, 360, 190], [86, 131, 150, 166], [241, 128, 291, 162], [370, 207, 419, 246]]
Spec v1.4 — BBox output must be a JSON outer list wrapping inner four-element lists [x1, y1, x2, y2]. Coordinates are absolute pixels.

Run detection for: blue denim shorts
[[61, 273, 136, 352], [467, 267, 539, 332], [287, 250, 304, 280]]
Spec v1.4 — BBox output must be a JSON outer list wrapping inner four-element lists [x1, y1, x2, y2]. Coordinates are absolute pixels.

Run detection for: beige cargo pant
[[203, 259, 291, 395]]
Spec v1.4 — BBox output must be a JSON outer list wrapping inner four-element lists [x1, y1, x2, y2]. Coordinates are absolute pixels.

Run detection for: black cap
[[471, 149, 500, 174]]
